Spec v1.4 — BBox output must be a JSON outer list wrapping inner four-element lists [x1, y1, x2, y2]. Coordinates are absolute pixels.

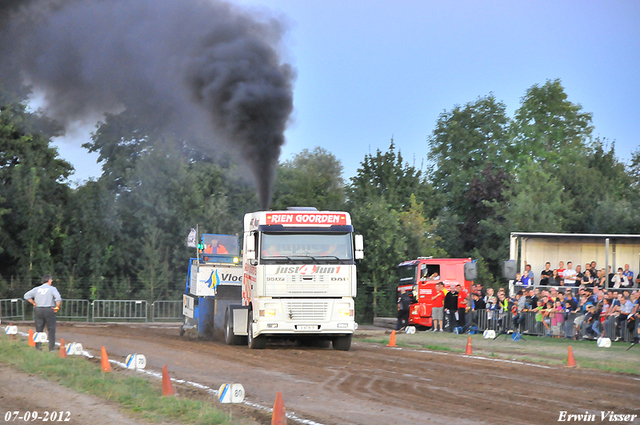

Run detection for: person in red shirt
[[431, 283, 445, 332], [456, 284, 469, 331]]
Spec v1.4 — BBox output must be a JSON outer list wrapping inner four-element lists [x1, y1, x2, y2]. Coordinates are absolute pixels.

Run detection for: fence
[[58, 299, 91, 322], [455, 309, 638, 342], [151, 300, 182, 322], [2, 298, 185, 323], [92, 300, 148, 322], [0, 299, 25, 322]]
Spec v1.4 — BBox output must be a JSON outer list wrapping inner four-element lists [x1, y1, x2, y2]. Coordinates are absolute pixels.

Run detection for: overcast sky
[[48, 0, 640, 184]]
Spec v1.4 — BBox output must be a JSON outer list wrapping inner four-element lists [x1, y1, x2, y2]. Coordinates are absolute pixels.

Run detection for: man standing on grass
[[24, 274, 61, 352]]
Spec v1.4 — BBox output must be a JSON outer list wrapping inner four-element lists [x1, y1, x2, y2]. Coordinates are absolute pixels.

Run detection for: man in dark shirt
[[396, 289, 411, 331], [540, 262, 553, 286], [444, 286, 458, 332]]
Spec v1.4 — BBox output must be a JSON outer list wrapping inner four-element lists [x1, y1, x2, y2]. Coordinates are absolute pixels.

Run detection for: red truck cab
[[397, 258, 475, 328]]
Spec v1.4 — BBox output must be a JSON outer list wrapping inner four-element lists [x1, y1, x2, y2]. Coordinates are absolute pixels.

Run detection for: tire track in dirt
[[43, 323, 640, 425]]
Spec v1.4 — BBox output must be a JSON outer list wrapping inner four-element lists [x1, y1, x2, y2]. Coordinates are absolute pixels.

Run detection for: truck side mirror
[[464, 262, 477, 281], [245, 234, 256, 261], [503, 260, 517, 280], [354, 234, 364, 260]]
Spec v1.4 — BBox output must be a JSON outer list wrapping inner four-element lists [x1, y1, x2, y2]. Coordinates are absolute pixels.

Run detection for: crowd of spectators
[[460, 260, 640, 343], [514, 260, 638, 289]]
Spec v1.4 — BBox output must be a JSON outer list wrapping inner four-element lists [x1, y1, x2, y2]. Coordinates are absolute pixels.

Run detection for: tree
[[347, 142, 438, 321], [0, 101, 72, 284], [348, 140, 440, 213], [271, 147, 346, 211], [511, 79, 593, 167], [428, 94, 511, 214]]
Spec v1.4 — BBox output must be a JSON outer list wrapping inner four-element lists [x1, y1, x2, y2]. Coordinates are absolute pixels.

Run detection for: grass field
[[0, 338, 254, 425], [355, 329, 640, 374]]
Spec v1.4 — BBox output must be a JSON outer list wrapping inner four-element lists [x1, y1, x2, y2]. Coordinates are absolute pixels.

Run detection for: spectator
[[611, 267, 627, 288], [564, 290, 578, 313], [430, 283, 445, 332], [589, 261, 598, 277], [549, 287, 559, 302], [608, 266, 615, 288], [470, 292, 486, 329], [522, 264, 534, 286], [540, 262, 553, 286], [551, 299, 565, 336], [548, 269, 561, 286], [476, 282, 486, 298], [541, 300, 555, 336], [533, 299, 545, 334], [496, 291, 509, 332], [486, 295, 498, 330], [615, 294, 633, 341], [444, 285, 458, 332], [513, 290, 527, 333], [582, 269, 594, 287], [575, 265, 584, 283], [596, 269, 607, 288], [563, 262, 577, 287], [557, 261, 566, 285], [623, 264, 634, 288], [396, 289, 411, 331], [484, 287, 494, 304], [457, 284, 469, 330], [573, 294, 594, 339], [583, 303, 602, 340], [514, 273, 523, 285]]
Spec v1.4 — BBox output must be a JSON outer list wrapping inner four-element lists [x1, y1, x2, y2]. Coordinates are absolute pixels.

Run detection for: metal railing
[[92, 300, 148, 322], [151, 300, 182, 322], [0, 299, 25, 322], [57, 299, 91, 322], [460, 309, 638, 342]]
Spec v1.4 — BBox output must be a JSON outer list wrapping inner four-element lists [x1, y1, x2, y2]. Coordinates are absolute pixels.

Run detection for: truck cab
[[233, 208, 364, 350], [397, 257, 475, 328]]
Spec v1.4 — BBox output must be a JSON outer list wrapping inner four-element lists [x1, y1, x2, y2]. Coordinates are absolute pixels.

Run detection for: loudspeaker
[[464, 261, 477, 281], [503, 260, 517, 280]]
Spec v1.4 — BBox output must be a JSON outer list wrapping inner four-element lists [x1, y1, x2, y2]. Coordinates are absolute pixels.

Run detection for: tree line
[[1, 79, 639, 322]]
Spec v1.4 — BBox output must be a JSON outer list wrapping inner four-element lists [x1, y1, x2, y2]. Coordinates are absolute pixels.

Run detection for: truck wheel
[[247, 310, 266, 349], [332, 334, 352, 351], [224, 310, 242, 345]]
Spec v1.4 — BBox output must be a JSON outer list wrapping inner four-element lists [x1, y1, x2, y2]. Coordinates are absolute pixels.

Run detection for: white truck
[[224, 208, 364, 350]]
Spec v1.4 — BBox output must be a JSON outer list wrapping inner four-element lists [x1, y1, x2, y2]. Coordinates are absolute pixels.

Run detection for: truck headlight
[[339, 308, 354, 317], [259, 309, 276, 317]]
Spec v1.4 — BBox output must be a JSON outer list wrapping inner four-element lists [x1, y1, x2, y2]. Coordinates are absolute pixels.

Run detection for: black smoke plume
[[0, 0, 295, 209]]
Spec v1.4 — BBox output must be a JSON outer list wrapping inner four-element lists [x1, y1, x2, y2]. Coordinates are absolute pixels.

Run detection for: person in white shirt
[[563, 261, 577, 287]]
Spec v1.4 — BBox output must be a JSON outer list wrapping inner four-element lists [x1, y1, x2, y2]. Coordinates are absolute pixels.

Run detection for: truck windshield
[[201, 234, 239, 256], [261, 233, 353, 263], [398, 265, 417, 285]]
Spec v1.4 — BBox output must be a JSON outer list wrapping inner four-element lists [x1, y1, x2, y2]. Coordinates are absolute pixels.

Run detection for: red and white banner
[[265, 213, 347, 226]]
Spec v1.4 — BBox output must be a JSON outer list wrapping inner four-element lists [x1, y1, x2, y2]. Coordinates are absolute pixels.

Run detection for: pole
[[605, 238, 609, 288]]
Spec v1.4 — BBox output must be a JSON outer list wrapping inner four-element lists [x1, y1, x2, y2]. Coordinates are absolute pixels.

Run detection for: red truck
[[397, 257, 476, 328]]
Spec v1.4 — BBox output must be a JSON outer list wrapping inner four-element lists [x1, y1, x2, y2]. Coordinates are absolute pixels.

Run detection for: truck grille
[[285, 301, 328, 321]]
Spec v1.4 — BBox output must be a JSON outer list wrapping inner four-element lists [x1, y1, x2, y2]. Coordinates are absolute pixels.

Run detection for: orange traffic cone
[[101, 346, 112, 372], [271, 391, 287, 425], [59, 338, 67, 359], [162, 365, 175, 396], [465, 336, 473, 355], [387, 330, 397, 347], [28, 329, 35, 347], [566, 346, 576, 368]]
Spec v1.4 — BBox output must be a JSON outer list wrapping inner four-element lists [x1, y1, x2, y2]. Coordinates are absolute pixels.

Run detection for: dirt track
[[8, 323, 640, 425]]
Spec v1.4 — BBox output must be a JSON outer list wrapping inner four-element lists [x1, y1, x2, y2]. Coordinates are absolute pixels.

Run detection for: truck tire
[[224, 310, 242, 345], [332, 334, 352, 351], [247, 310, 266, 349]]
